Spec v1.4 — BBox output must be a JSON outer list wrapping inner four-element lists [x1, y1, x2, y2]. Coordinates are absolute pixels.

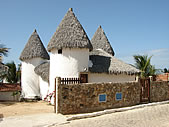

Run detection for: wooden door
[[140, 78, 150, 103]]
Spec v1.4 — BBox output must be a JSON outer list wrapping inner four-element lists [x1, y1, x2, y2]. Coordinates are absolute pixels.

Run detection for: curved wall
[[21, 58, 46, 99]]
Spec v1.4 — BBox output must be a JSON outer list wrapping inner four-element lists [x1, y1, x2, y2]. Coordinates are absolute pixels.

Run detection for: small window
[[58, 49, 62, 54], [99, 94, 107, 102], [116, 92, 122, 101]]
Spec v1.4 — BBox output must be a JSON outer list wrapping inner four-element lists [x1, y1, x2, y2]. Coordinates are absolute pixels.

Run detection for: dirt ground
[[0, 101, 54, 118]]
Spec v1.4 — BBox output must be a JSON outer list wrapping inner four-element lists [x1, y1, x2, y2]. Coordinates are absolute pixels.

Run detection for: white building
[[20, 8, 140, 101], [19, 30, 49, 99]]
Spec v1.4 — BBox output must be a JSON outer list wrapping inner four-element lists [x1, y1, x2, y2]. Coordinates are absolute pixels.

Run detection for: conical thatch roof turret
[[47, 8, 93, 52], [91, 26, 115, 56], [20, 29, 49, 61]]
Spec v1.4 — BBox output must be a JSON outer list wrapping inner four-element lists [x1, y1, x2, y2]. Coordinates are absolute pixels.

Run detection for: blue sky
[[0, 0, 169, 69]]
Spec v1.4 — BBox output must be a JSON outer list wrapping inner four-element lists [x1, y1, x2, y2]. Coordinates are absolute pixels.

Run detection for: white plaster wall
[[0, 92, 20, 101], [88, 73, 136, 83], [21, 58, 46, 99], [49, 48, 89, 105], [39, 77, 49, 100]]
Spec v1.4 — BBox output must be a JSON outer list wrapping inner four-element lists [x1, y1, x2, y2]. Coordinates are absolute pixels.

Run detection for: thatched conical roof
[[89, 49, 140, 75], [20, 29, 49, 61], [47, 8, 93, 52], [34, 61, 49, 82], [91, 26, 115, 56]]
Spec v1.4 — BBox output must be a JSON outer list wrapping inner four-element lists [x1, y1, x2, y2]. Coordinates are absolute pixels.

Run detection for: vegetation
[[0, 44, 9, 58], [133, 55, 156, 78], [1, 61, 21, 83], [164, 68, 169, 73], [0, 44, 10, 82]]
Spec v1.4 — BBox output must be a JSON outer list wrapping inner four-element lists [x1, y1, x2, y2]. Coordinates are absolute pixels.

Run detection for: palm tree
[[133, 55, 155, 78], [3, 61, 21, 83], [0, 44, 10, 82], [0, 44, 9, 57], [164, 68, 169, 73]]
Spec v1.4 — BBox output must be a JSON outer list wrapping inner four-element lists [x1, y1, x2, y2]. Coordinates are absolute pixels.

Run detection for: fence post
[[54, 77, 61, 113]]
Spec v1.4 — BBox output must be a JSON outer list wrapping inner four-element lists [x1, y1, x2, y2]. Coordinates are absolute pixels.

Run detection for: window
[[99, 94, 107, 102], [116, 92, 122, 101], [58, 49, 62, 54]]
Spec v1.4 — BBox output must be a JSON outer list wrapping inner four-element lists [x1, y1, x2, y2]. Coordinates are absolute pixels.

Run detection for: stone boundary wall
[[0, 91, 20, 101], [57, 81, 141, 114], [150, 81, 169, 102]]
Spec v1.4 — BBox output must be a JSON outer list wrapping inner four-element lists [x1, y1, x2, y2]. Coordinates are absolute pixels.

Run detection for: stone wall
[[58, 81, 141, 114], [150, 81, 169, 102], [0, 92, 20, 101]]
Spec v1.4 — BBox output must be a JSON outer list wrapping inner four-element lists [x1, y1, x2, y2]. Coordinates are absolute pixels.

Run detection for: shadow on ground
[[0, 114, 3, 122], [0, 102, 16, 106]]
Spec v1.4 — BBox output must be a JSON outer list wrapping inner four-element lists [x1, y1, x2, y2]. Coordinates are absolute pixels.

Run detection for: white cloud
[[117, 48, 169, 69]]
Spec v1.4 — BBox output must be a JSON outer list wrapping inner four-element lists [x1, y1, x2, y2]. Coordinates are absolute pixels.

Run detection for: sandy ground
[[0, 101, 54, 118]]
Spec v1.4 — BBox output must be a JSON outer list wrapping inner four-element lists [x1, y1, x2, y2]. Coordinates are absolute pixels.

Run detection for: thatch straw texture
[[89, 49, 140, 75], [20, 30, 49, 61], [47, 8, 93, 52], [91, 26, 115, 56], [34, 61, 49, 82]]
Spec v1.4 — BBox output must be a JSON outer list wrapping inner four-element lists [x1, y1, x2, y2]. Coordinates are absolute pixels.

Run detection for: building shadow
[[89, 55, 111, 73], [0, 101, 16, 106]]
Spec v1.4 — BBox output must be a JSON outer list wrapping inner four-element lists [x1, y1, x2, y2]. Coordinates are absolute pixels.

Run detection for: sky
[[0, 0, 169, 69]]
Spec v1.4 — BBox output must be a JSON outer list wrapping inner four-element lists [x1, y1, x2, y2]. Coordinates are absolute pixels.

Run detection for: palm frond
[[4, 61, 20, 83], [133, 54, 155, 78], [0, 44, 10, 57]]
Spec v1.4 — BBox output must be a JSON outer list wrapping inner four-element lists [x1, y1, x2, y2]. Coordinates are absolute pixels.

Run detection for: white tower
[[20, 29, 49, 99], [47, 8, 93, 97]]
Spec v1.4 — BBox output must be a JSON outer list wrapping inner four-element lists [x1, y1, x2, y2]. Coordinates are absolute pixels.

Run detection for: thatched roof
[[89, 49, 140, 75], [20, 29, 50, 61], [91, 26, 115, 56], [47, 8, 93, 52], [34, 61, 49, 82]]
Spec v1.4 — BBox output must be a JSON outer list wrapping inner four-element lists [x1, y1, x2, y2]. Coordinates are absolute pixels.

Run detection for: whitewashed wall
[[49, 48, 89, 104], [39, 77, 49, 100], [21, 58, 46, 99], [88, 73, 136, 83]]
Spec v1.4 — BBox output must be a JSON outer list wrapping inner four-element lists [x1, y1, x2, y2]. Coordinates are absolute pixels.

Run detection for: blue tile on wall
[[116, 92, 122, 100], [99, 94, 107, 102]]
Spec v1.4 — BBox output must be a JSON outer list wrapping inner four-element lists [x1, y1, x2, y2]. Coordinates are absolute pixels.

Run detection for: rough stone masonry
[[58, 81, 141, 114], [57, 80, 169, 114]]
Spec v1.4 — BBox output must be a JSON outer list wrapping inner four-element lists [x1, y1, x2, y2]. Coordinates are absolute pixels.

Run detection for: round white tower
[[20, 29, 49, 99], [47, 8, 93, 102]]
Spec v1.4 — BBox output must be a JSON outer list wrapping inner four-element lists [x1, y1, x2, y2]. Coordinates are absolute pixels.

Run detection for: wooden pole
[[54, 78, 56, 113], [54, 77, 61, 113]]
